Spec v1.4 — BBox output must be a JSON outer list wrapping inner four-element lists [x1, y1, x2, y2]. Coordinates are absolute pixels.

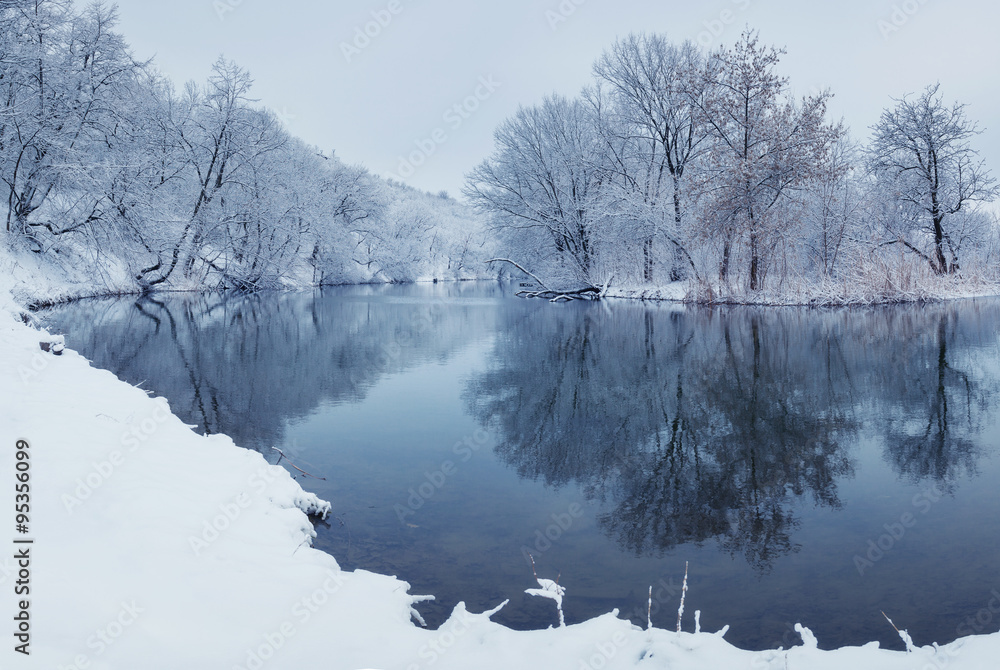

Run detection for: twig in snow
[[487, 258, 601, 301], [881, 611, 916, 653], [291, 535, 313, 555], [409, 595, 435, 627], [676, 561, 689, 633], [524, 552, 566, 628], [272, 448, 327, 480], [647, 586, 653, 630]]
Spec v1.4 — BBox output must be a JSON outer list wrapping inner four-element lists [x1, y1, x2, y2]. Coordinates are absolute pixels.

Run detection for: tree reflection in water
[[39, 284, 502, 453], [41, 288, 1000, 578], [467, 300, 998, 571]]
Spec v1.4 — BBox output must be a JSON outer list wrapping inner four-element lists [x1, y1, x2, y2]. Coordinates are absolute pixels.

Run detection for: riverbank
[[3, 274, 1000, 667], [8, 242, 1000, 317], [606, 274, 1000, 306], [0, 236, 500, 311], [8, 241, 1000, 311]]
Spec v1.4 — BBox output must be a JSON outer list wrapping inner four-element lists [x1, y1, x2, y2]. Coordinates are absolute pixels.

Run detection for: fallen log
[[487, 258, 606, 302]]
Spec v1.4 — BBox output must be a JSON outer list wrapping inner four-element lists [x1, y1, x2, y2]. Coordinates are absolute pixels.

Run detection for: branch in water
[[272, 448, 327, 480]]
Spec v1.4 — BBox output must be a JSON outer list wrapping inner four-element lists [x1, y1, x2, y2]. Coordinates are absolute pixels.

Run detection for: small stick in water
[[272, 448, 327, 480], [647, 585, 653, 630], [676, 561, 689, 633]]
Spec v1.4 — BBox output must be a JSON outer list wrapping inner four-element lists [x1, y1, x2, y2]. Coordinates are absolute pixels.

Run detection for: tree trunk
[[720, 240, 731, 283], [933, 215, 947, 275], [670, 185, 685, 282], [643, 237, 654, 283]]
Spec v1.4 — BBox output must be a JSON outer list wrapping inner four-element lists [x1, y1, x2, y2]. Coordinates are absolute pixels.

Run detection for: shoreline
[[19, 277, 1000, 312]]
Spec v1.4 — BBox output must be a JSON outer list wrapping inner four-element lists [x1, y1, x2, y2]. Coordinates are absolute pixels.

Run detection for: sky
[[108, 0, 1000, 200]]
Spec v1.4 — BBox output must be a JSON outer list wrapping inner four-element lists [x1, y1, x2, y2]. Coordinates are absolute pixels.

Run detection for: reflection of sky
[[40, 289, 1000, 651]]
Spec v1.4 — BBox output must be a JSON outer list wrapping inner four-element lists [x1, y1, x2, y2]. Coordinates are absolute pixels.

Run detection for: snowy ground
[[2, 276, 1000, 669], [605, 276, 1000, 306]]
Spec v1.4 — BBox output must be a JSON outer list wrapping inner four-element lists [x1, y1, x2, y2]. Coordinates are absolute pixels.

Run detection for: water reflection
[[41, 289, 1000, 577], [880, 311, 984, 486], [40, 284, 504, 452], [467, 301, 999, 571], [37, 287, 1000, 647]]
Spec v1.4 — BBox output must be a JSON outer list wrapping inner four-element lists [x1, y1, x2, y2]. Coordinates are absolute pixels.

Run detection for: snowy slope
[[0, 291, 996, 669]]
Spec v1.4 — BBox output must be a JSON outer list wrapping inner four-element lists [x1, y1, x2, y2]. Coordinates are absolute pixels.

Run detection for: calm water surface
[[39, 284, 1000, 651]]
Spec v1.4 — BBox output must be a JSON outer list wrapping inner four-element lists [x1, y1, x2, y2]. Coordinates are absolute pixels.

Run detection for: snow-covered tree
[[869, 83, 998, 274], [465, 95, 604, 286], [799, 137, 865, 278], [692, 30, 841, 290], [1, 1, 143, 243], [590, 34, 708, 282]]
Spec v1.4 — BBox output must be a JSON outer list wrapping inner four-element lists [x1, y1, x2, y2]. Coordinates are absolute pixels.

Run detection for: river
[[38, 283, 1000, 651]]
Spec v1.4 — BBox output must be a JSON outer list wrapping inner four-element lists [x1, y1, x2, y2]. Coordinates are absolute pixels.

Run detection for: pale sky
[[109, 0, 1000, 199]]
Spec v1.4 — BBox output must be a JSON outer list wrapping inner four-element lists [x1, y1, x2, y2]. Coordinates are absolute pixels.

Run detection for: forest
[[0, 1, 493, 295], [2, 1, 998, 303], [466, 31, 1000, 302]]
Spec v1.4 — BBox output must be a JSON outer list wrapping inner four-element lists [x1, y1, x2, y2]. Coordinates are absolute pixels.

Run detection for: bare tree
[[465, 95, 603, 287], [869, 83, 998, 274], [692, 30, 840, 291], [138, 58, 285, 288], [802, 137, 864, 278], [590, 34, 708, 282]]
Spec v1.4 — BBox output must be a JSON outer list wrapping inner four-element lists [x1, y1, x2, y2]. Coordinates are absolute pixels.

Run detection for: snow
[[604, 277, 1000, 306], [525, 577, 566, 628], [2, 284, 1000, 669]]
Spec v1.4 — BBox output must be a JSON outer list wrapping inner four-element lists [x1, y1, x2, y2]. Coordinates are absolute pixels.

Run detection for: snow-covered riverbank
[[3, 278, 1000, 669], [605, 275, 1000, 306]]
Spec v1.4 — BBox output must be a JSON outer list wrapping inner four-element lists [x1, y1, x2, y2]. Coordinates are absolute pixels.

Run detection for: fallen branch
[[520, 286, 601, 301], [486, 258, 552, 292], [487, 258, 603, 302], [272, 448, 327, 480], [881, 611, 916, 653]]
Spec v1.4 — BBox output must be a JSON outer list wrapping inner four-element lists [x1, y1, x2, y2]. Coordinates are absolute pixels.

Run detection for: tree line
[[1, 1, 490, 293], [466, 30, 1000, 300]]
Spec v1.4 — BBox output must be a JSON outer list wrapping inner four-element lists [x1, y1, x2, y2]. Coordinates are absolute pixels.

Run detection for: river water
[[39, 283, 1000, 650]]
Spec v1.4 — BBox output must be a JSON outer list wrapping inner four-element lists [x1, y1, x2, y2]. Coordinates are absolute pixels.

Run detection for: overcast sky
[[109, 0, 1000, 199]]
